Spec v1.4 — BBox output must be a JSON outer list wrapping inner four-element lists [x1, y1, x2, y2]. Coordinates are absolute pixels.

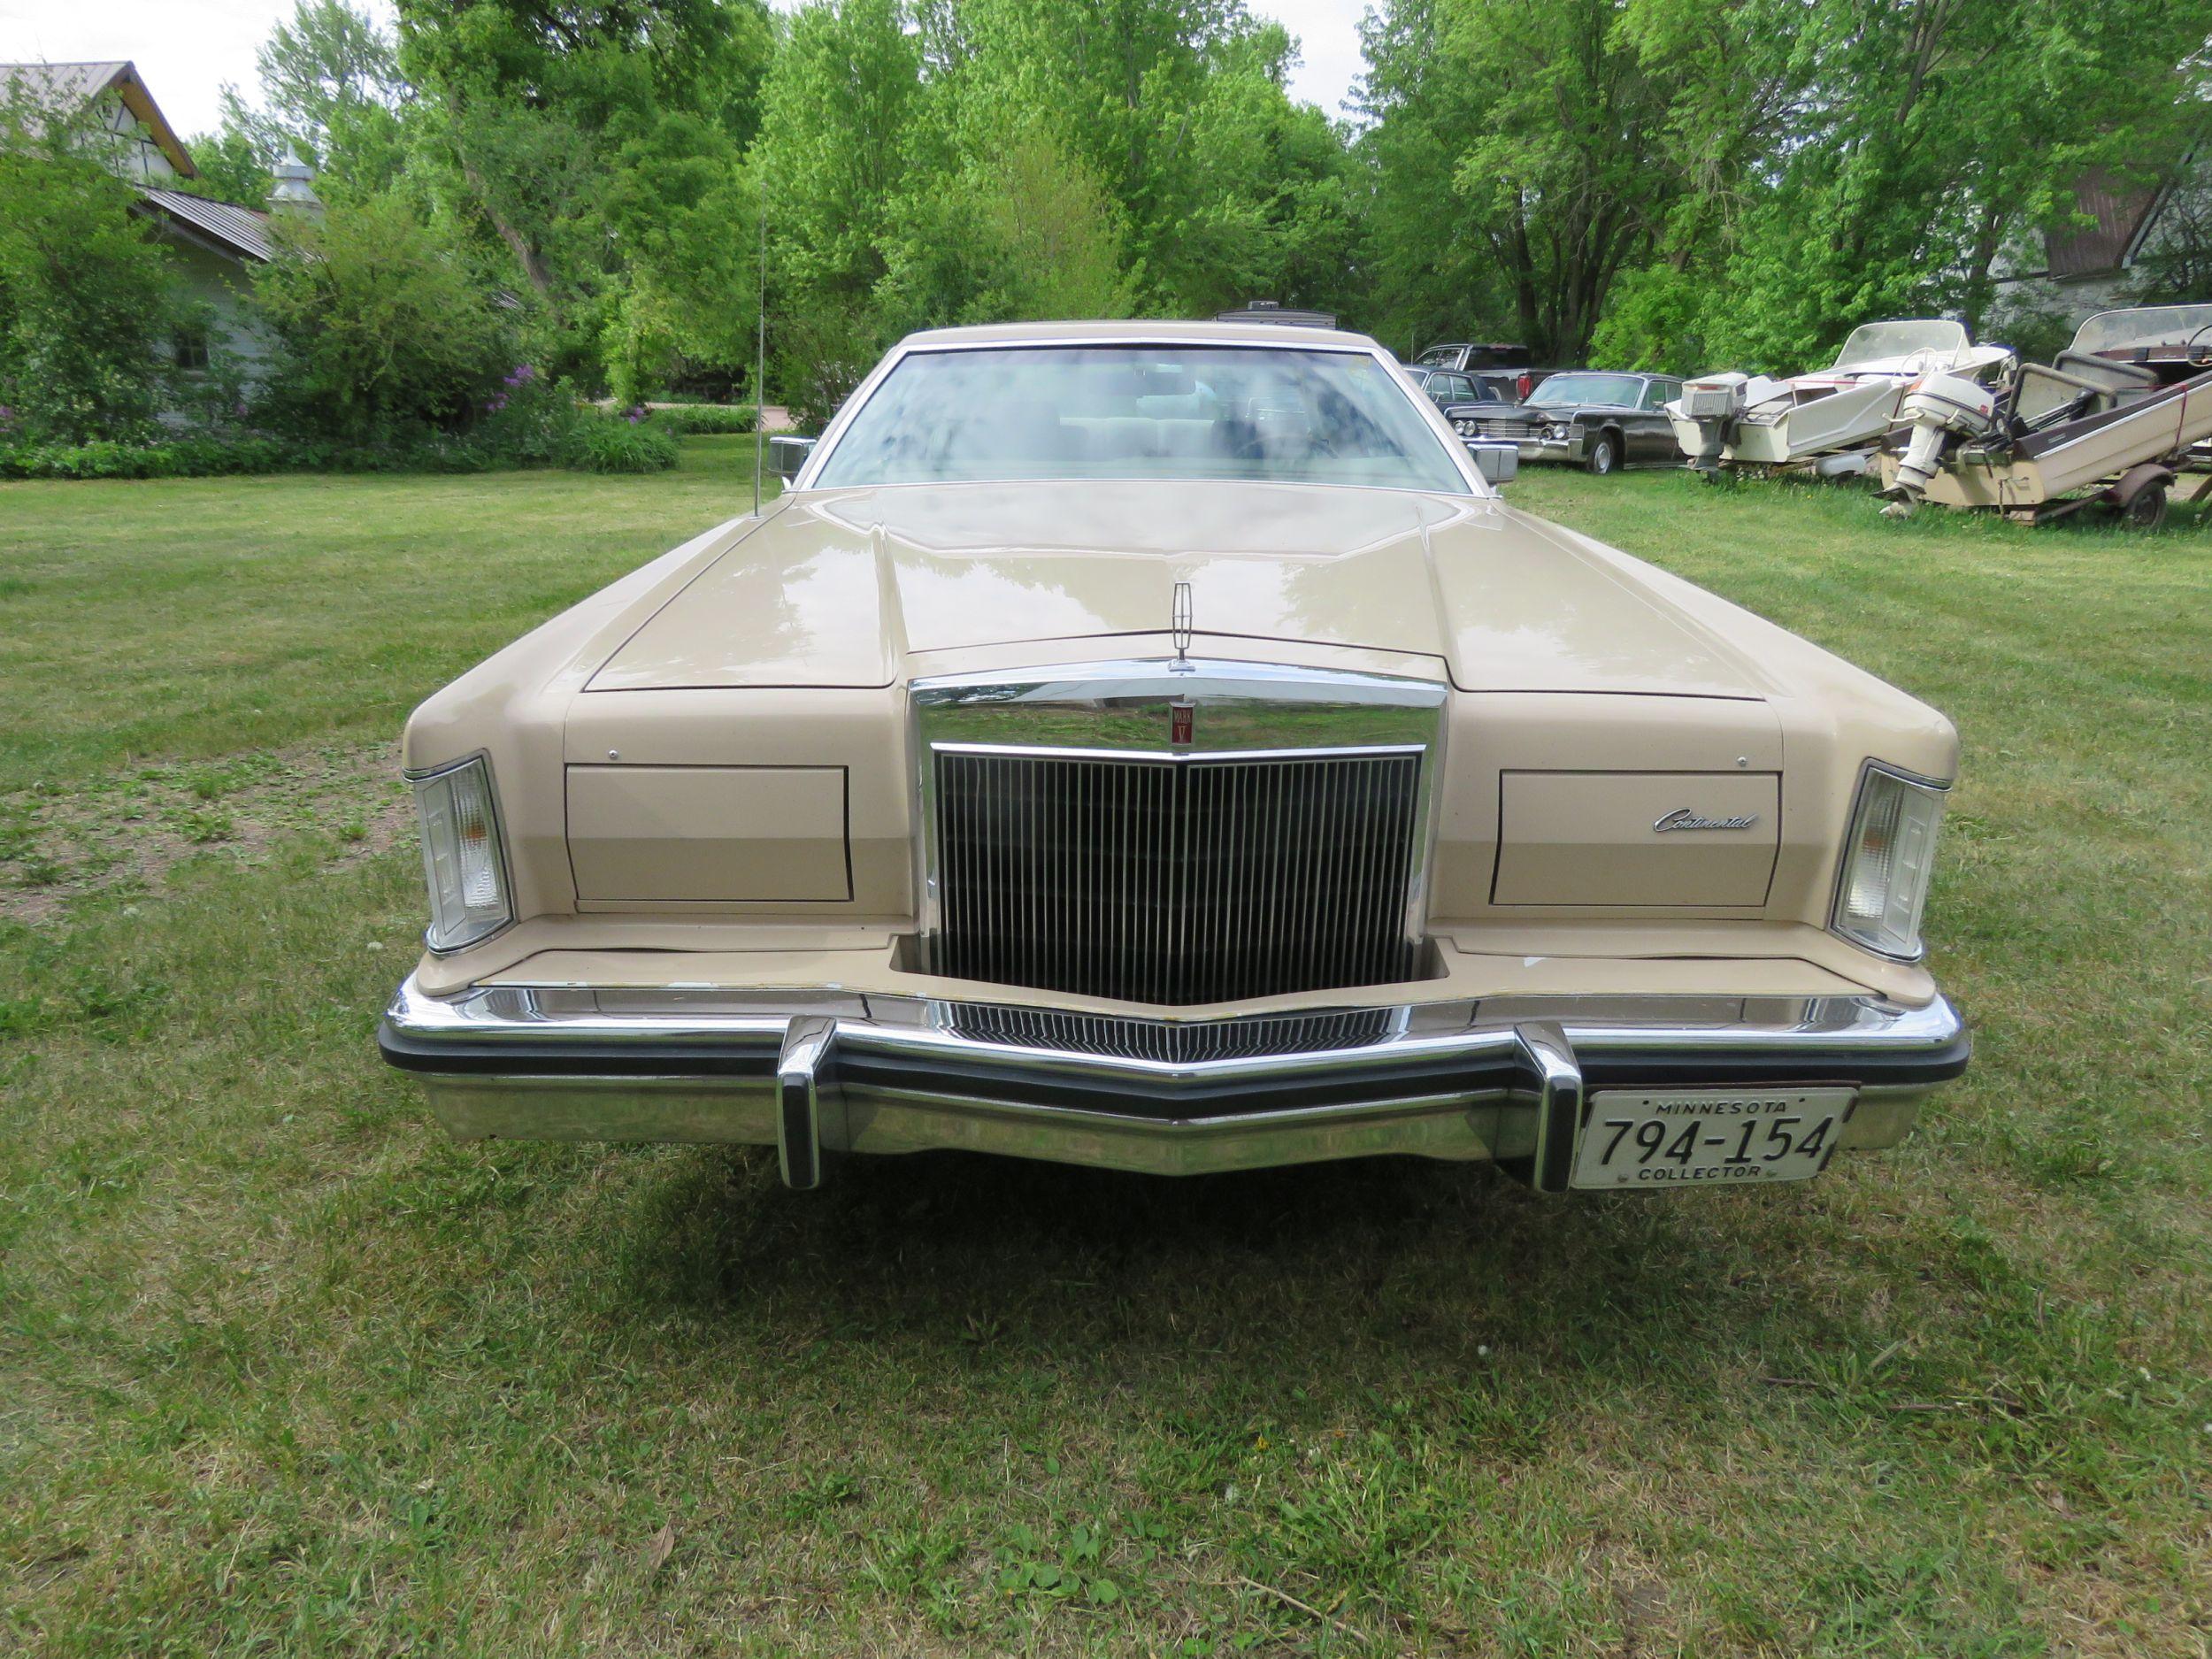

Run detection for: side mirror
[[1467, 442, 1518, 487], [770, 434, 816, 484]]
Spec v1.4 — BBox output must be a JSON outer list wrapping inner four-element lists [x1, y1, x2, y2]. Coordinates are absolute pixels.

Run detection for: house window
[[173, 327, 210, 372]]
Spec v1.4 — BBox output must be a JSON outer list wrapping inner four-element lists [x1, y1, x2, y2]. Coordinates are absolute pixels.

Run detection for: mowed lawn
[[2, 444, 2208, 1656]]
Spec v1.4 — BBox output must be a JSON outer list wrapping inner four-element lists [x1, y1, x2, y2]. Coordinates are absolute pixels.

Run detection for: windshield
[[812, 345, 1472, 493], [2070, 304, 2212, 355], [1832, 319, 1967, 368], [1528, 373, 1642, 408]]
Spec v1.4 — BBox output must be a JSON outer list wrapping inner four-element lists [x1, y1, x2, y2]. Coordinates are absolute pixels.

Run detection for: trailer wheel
[[2121, 482, 2168, 531]]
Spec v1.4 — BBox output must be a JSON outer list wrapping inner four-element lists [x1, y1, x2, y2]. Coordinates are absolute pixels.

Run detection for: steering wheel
[[2186, 323, 2212, 366]]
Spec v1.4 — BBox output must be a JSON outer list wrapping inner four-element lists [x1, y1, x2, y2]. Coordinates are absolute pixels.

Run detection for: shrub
[[0, 437, 297, 480], [3, 430, 541, 480], [252, 195, 511, 440], [558, 415, 680, 473], [473, 364, 587, 465], [1, 386, 691, 480], [643, 403, 757, 435]]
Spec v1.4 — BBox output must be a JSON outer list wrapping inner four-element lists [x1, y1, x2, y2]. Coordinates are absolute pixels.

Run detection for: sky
[[0, 0, 1372, 142]]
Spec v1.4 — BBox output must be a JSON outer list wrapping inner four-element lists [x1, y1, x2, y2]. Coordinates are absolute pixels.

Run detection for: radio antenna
[[752, 196, 766, 515]]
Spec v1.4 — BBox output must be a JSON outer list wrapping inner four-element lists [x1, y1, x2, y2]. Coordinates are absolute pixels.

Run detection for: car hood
[[586, 480, 1775, 698]]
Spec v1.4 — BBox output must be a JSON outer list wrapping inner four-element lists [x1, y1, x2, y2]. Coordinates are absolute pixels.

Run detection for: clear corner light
[[414, 757, 511, 951], [1832, 763, 1947, 960]]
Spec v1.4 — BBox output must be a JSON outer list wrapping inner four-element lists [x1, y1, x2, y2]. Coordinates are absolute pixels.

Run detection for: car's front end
[[1445, 402, 1584, 465], [380, 324, 1967, 1193]]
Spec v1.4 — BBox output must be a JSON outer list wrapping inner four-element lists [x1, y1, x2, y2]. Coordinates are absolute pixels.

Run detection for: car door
[[1632, 380, 1680, 462], [1431, 373, 1475, 409]]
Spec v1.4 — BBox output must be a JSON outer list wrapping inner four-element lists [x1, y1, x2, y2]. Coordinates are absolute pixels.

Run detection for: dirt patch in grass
[[0, 739, 411, 924]]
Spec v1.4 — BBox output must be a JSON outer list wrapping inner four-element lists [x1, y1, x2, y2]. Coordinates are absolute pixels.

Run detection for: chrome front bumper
[[379, 978, 1969, 1189], [1517, 435, 1580, 465], [1463, 434, 1577, 465]]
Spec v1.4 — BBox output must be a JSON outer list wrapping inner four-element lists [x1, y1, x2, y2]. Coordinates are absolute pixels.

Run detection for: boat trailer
[[1876, 304, 2212, 528]]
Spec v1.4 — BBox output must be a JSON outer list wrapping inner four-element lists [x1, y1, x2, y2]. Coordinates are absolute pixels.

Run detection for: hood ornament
[[1654, 808, 1760, 833], [1170, 580, 1194, 672]]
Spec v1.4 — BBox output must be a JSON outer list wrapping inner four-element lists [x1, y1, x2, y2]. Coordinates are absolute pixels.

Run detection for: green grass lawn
[[2, 447, 2207, 1655]]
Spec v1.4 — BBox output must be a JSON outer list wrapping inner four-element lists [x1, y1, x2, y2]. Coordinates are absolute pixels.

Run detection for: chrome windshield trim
[[791, 333, 1494, 497]]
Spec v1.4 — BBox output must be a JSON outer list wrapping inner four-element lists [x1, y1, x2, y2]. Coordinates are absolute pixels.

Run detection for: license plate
[[1571, 1088, 1855, 1190]]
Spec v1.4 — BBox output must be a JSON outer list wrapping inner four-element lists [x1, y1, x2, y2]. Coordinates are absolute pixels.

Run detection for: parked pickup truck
[[1412, 342, 1559, 403]]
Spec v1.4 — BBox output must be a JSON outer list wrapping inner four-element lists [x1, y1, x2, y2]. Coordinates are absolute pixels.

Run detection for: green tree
[[1349, 0, 1501, 357], [922, 0, 1351, 316], [0, 81, 180, 443], [174, 125, 273, 207], [395, 0, 772, 388], [878, 114, 1137, 327], [750, 0, 931, 417], [1594, 0, 2212, 372], [1357, 0, 1776, 363], [756, 0, 926, 312], [193, 3, 411, 207]]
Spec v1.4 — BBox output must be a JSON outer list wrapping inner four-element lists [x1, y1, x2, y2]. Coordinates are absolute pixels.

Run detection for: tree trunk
[[1958, 201, 2008, 335], [464, 159, 555, 296], [447, 104, 553, 298]]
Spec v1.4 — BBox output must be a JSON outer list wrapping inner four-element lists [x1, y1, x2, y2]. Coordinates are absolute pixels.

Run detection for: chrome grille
[[1475, 418, 1544, 440], [932, 749, 1423, 1005], [943, 1004, 1399, 1064]]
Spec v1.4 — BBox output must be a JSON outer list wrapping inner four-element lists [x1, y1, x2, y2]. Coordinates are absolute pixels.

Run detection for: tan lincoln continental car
[[379, 320, 1967, 1194]]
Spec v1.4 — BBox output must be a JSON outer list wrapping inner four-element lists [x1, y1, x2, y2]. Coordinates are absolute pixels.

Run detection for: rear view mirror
[[1468, 442, 1518, 487], [770, 434, 816, 483]]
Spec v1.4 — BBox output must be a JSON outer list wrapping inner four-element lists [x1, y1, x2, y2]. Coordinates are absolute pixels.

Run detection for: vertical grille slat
[[933, 749, 1422, 1005]]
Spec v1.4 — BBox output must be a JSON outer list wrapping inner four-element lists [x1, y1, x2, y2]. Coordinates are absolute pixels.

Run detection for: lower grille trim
[[941, 1003, 1405, 1064]]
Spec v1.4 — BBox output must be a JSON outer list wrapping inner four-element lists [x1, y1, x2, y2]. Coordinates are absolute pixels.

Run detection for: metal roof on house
[[134, 188, 275, 264], [2044, 168, 2168, 280], [0, 59, 197, 177]]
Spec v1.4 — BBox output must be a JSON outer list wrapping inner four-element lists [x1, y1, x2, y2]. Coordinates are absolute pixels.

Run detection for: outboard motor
[[1676, 374, 1749, 472], [1879, 371, 2001, 516]]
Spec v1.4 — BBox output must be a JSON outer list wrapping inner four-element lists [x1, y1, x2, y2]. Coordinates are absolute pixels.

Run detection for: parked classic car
[[1407, 365, 1501, 410], [1446, 371, 1684, 474], [380, 320, 1968, 1193]]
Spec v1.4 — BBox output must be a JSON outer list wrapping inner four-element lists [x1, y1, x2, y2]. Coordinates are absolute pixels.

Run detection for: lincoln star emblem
[[1653, 808, 1760, 833], [1171, 580, 1194, 660]]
